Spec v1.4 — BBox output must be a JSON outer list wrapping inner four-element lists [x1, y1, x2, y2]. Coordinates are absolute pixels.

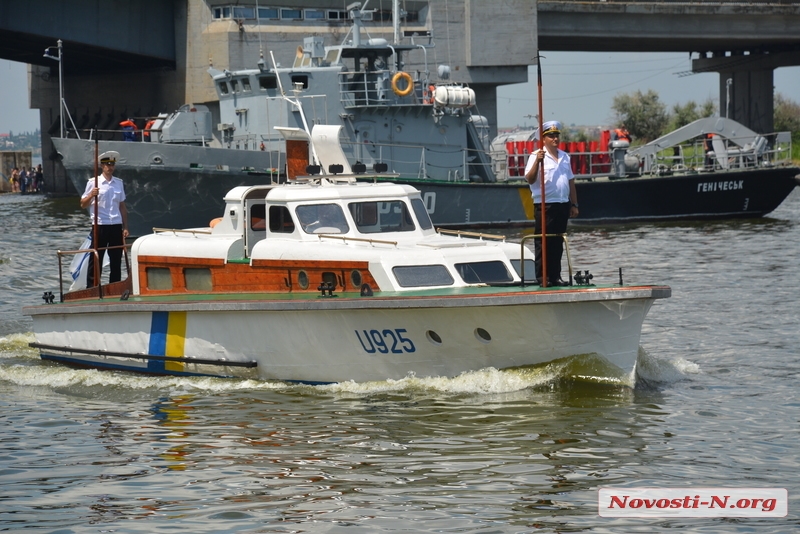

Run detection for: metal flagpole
[[536, 55, 548, 287]]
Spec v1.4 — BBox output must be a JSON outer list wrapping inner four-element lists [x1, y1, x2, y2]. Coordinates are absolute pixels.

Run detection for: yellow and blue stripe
[[148, 311, 187, 373]]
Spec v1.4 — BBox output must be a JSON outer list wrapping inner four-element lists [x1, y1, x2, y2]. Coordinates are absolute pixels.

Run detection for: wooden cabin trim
[[136, 256, 378, 296]]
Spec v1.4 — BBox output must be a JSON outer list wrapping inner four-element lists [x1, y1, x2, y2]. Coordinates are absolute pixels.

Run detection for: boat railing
[[436, 229, 506, 241], [338, 70, 429, 108], [518, 233, 572, 287], [497, 130, 794, 181], [55, 243, 132, 302], [339, 139, 500, 182], [316, 234, 398, 247], [152, 228, 213, 236]]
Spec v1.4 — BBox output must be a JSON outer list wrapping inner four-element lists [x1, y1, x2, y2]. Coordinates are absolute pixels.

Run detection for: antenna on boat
[[255, 0, 266, 71]]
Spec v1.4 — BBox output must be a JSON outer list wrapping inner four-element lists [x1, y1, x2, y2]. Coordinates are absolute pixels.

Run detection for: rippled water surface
[[2, 189, 800, 532]]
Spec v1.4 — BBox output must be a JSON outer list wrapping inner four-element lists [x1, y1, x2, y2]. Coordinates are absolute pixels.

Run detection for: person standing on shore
[[523, 120, 579, 286], [80, 151, 129, 286]]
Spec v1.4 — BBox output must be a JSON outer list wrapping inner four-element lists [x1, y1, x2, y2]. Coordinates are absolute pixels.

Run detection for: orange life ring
[[391, 71, 414, 97]]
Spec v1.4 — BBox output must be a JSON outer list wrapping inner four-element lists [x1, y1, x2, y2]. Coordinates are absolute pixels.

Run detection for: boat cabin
[[126, 178, 534, 299]]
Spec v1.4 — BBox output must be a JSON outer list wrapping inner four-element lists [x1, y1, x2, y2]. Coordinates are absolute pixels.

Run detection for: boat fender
[[391, 71, 414, 97]]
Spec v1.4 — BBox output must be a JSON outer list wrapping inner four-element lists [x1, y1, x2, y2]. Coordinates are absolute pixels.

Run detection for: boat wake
[[635, 347, 700, 387], [2, 334, 697, 395]]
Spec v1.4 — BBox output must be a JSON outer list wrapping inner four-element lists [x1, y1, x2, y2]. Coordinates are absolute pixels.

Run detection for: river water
[[2, 188, 799, 532]]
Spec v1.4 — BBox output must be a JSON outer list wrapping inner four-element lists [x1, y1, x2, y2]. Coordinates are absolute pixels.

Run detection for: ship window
[[233, 6, 255, 19], [241, 77, 251, 92], [393, 265, 454, 288], [324, 48, 341, 65], [304, 9, 325, 20], [280, 8, 302, 20], [231, 79, 241, 93], [349, 201, 415, 234], [146, 267, 172, 290], [218, 81, 229, 95], [296, 204, 349, 234], [184, 268, 212, 291], [327, 10, 348, 20], [510, 258, 537, 283], [411, 198, 433, 230], [454, 261, 513, 284], [213, 6, 231, 19], [290, 75, 309, 89], [259, 75, 277, 91], [269, 205, 295, 233], [258, 7, 279, 19]]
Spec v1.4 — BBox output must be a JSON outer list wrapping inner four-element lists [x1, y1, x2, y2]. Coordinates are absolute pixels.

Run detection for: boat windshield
[[296, 204, 350, 234], [348, 201, 416, 234]]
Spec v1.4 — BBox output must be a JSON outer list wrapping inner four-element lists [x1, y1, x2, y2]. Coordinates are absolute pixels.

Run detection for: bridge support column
[[718, 64, 773, 135], [693, 50, 800, 134]]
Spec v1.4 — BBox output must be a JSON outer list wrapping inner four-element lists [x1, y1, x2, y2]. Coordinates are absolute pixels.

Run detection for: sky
[[1, 53, 799, 134]]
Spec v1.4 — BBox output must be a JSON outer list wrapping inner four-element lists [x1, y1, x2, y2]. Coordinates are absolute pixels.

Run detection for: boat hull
[[398, 166, 800, 228], [25, 286, 668, 385]]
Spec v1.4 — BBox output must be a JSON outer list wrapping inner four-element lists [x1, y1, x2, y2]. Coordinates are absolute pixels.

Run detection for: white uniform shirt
[[524, 149, 574, 204], [82, 175, 126, 225]]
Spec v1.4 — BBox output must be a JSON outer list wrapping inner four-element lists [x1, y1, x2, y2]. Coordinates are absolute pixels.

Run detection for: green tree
[[611, 90, 669, 143], [667, 98, 717, 131], [774, 93, 800, 134]]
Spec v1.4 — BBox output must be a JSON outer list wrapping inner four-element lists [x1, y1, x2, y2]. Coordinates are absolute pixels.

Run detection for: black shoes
[[537, 279, 570, 287]]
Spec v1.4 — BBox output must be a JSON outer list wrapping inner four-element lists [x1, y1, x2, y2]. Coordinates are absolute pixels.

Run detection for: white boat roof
[[230, 180, 421, 204]]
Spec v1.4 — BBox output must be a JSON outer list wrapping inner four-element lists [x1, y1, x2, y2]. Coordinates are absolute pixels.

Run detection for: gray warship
[[52, 3, 798, 234]]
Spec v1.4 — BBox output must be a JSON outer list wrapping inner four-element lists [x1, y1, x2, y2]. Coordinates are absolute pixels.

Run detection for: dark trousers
[[86, 224, 124, 286], [533, 202, 570, 284]]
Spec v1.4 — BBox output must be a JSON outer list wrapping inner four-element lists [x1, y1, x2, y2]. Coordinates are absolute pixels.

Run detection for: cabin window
[[454, 261, 513, 284], [510, 259, 537, 283], [231, 79, 241, 94], [411, 198, 433, 230], [304, 9, 325, 20], [296, 204, 349, 234], [218, 81, 229, 95], [250, 203, 266, 231], [393, 265, 454, 288], [233, 6, 255, 19], [241, 77, 252, 92], [258, 7, 279, 19], [184, 268, 212, 291], [269, 206, 295, 233], [280, 8, 302, 20], [290, 75, 309, 89], [349, 201, 415, 234], [258, 75, 278, 91], [146, 267, 172, 290]]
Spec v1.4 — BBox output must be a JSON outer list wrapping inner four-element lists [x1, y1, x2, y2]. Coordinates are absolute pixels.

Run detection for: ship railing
[[519, 233, 573, 287], [496, 130, 794, 181], [339, 139, 500, 182], [640, 131, 793, 174], [56, 243, 132, 302], [338, 70, 429, 108]]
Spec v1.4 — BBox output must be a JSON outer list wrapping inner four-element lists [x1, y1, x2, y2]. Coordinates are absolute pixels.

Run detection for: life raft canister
[[391, 71, 414, 97]]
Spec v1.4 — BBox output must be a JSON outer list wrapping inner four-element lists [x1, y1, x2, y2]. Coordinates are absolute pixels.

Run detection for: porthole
[[350, 270, 362, 288], [426, 330, 442, 345], [297, 270, 309, 289], [474, 328, 491, 343]]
